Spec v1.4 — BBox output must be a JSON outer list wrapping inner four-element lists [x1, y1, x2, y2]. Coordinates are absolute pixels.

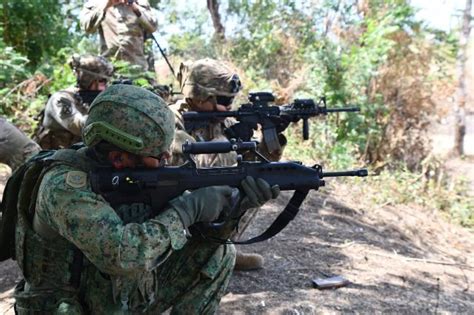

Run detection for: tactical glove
[[239, 176, 280, 211], [170, 186, 235, 228]]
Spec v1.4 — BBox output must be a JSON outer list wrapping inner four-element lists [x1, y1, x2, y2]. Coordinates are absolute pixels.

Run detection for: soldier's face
[[88, 79, 108, 91], [193, 99, 230, 112], [109, 151, 170, 169]]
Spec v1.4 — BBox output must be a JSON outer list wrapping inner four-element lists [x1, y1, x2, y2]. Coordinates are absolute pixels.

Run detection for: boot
[[234, 251, 264, 271]]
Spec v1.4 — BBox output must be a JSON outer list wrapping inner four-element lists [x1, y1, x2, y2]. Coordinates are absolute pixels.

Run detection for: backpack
[[0, 150, 56, 261]]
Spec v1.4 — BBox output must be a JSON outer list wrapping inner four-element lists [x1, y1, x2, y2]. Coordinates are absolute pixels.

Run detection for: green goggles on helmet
[[215, 95, 234, 107], [83, 121, 145, 152]]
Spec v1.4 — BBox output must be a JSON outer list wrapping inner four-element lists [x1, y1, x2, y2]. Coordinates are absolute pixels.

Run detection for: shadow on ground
[[221, 190, 473, 314]]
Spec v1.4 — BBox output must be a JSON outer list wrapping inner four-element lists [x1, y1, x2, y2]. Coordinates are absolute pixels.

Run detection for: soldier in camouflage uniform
[[13, 84, 279, 314], [35, 55, 113, 150], [169, 59, 287, 270], [80, 0, 158, 70], [0, 117, 40, 171]]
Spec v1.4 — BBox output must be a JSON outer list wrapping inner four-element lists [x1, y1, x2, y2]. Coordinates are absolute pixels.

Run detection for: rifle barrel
[[325, 107, 360, 113], [322, 169, 368, 178]]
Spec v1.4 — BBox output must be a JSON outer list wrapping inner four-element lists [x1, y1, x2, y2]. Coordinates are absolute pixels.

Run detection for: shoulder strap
[[0, 148, 92, 262], [0, 151, 56, 261], [190, 189, 309, 245]]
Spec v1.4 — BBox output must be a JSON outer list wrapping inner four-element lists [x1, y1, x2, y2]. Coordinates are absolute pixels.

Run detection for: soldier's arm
[[80, 0, 108, 33], [134, 0, 158, 33], [35, 165, 188, 276], [46, 92, 86, 136], [0, 118, 40, 171]]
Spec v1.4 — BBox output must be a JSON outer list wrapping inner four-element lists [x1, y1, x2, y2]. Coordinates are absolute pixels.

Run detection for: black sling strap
[[192, 189, 310, 245]]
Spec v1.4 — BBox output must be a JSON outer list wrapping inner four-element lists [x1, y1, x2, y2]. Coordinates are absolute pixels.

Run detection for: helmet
[[69, 54, 114, 90], [178, 58, 242, 106], [83, 84, 175, 157]]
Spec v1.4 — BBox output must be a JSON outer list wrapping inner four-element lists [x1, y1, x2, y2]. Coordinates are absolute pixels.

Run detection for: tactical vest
[[13, 149, 154, 314]]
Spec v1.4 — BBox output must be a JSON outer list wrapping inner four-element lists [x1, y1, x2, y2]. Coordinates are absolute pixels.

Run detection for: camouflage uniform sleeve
[[0, 117, 40, 171], [136, 0, 158, 33], [35, 164, 188, 275], [45, 92, 86, 136], [80, 0, 108, 33]]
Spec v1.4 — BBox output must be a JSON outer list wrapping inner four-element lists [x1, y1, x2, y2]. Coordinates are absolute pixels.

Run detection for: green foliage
[[1, 0, 79, 68], [158, 1, 214, 60], [0, 0, 469, 228], [0, 29, 30, 103], [365, 167, 473, 228], [283, 121, 359, 170]]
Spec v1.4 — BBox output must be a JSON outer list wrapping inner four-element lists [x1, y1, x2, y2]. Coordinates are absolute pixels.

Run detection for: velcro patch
[[65, 171, 87, 188]]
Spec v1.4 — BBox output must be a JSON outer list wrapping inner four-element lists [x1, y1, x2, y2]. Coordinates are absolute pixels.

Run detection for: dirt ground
[[0, 164, 473, 314]]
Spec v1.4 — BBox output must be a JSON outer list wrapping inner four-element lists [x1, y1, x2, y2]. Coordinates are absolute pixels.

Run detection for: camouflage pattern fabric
[[169, 100, 237, 167], [80, 0, 157, 70], [169, 100, 285, 239], [35, 87, 88, 150], [84, 84, 175, 157], [178, 59, 242, 103], [69, 54, 114, 90], [14, 148, 235, 314], [172, 58, 287, 242], [15, 85, 235, 314], [0, 117, 40, 171]]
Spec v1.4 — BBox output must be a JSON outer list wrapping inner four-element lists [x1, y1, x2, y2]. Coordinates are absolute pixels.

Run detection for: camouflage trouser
[[151, 241, 236, 315], [0, 117, 41, 171], [15, 242, 235, 315]]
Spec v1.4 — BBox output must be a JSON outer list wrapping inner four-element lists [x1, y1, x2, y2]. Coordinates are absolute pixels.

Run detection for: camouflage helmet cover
[[83, 84, 175, 157], [178, 58, 242, 101], [69, 54, 114, 90]]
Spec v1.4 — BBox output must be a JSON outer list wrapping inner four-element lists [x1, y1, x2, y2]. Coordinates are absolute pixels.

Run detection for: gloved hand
[[170, 186, 235, 228], [239, 176, 280, 211]]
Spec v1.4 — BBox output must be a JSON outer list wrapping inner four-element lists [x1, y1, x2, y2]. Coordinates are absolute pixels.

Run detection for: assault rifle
[[90, 140, 367, 244], [182, 92, 360, 154]]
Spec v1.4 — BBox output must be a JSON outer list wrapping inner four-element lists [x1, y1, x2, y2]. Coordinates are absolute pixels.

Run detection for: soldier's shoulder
[[168, 100, 190, 128], [47, 88, 77, 104], [40, 163, 89, 193]]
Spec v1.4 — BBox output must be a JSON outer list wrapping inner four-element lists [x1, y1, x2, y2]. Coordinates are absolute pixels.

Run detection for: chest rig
[[13, 148, 152, 314]]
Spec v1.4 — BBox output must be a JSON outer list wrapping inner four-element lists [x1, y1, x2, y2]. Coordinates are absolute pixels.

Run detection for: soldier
[[13, 84, 279, 314], [35, 55, 113, 150], [169, 58, 288, 270], [80, 0, 158, 70], [0, 118, 40, 171]]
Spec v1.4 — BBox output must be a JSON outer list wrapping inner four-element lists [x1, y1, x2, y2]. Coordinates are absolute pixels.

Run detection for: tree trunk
[[207, 0, 226, 42], [454, 0, 472, 156]]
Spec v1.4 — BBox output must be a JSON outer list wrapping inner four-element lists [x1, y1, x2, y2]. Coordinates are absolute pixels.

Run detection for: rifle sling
[[230, 189, 309, 245]]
